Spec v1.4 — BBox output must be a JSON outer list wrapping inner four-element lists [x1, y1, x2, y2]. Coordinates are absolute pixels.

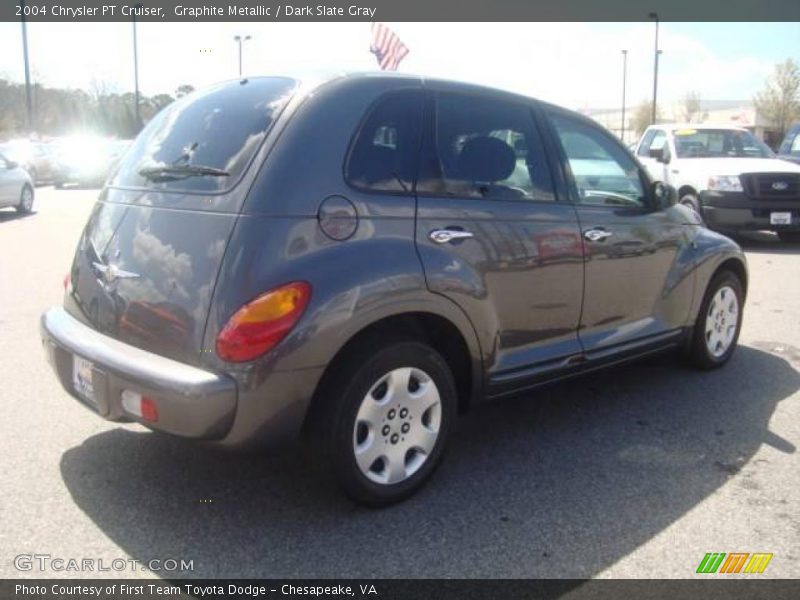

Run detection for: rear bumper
[[700, 191, 800, 232], [40, 306, 237, 440]]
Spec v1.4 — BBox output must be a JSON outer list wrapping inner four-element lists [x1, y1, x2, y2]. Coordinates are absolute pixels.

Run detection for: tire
[[777, 231, 800, 244], [16, 185, 33, 214], [323, 340, 457, 507], [54, 181, 64, 190], [686, 270, 744, 370]]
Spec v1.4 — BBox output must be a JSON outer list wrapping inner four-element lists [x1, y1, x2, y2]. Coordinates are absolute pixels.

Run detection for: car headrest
[[457, 136, 516, 183], [351, 144, 397, 185]]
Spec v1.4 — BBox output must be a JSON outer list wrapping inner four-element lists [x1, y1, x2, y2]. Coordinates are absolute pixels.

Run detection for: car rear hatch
[[63, 77, 297, 367]]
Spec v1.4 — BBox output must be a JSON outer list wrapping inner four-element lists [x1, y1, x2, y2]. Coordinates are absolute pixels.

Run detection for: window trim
[[342, 88, 425, 198], [415, 89, 559, 205], [542, 106, 657, 212]]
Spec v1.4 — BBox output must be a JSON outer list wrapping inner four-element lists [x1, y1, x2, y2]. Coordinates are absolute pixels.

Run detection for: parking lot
[[0, 186, 798, 579]]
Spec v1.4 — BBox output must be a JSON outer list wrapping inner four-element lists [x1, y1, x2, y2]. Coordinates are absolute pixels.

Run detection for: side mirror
[[649, 147, 670, 164], [652, 181, 677, 209], [6, 160, 17, 169]]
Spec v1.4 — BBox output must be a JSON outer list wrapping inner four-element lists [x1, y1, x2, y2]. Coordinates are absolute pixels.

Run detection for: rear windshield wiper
[[138, 164, 230, 182]]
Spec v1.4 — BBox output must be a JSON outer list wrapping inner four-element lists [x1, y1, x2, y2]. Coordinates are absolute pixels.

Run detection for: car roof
[[648, 123, 749, 133], [234, 71, 548, 106]]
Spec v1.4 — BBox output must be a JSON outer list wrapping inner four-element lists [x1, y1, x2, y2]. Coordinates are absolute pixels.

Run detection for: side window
[[791, 133, 800, 156], [419, 92, 554, 202], [549, 112, 647, 208], [345, 90, 422, 194], [649, 130, 667, 152], [637, 130, 656, 157]]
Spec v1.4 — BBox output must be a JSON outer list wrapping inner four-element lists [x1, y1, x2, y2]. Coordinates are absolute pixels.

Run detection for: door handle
[[583, 228, 613, 242], [429, 229, 474, 244]]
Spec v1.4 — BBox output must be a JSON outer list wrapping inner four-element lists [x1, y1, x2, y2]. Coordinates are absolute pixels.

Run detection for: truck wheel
[[324, 341, 457, 507], [777, 231, 800, 244], [686, 270, 744, 370]]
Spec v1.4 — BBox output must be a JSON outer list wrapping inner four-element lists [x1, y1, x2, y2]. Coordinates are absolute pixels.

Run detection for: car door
[[543, 108, 695, 359], [0, 152, 15, 207], [415, 88, 585, 395]]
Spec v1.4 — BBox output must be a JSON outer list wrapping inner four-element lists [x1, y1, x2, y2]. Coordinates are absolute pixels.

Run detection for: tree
[[754, 58, 800, 141], [632, 101, 661, 136], [682, 91, 702, 123], [175, 84, 195, 98]]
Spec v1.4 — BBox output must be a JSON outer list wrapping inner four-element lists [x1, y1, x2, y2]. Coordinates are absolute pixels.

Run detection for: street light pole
[[20, 0, 33, 132], [132, 3, 142, 130], [649, 12, 660, 124], [621, 50, 628, 143], [234, 35, 252, 77]]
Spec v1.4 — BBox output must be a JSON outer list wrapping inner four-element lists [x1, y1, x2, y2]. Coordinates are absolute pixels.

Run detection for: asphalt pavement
[[0, 186, 798, 579]]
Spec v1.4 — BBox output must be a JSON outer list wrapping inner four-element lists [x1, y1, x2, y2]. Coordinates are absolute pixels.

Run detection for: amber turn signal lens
[[216, 282, 311, 362]]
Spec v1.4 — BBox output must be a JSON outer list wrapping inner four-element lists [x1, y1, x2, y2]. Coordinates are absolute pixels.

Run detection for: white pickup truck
[[635, 124, 800, 243]]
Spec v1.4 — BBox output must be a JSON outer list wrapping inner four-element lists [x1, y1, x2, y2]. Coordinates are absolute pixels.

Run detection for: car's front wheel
[[686, 270, 744, 369], [325, 341, 456, 507], [16, 185, 33, 214]]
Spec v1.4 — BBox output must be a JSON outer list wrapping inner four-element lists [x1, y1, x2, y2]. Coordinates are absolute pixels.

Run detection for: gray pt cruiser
[[41, 74, 748, 505]]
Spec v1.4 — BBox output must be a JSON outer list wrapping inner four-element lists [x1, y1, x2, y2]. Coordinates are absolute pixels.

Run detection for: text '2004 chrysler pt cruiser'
[[41, 74, 748, 505]]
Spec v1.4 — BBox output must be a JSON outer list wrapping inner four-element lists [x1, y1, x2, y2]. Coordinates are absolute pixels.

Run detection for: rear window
[[110, 77, 296, 194]]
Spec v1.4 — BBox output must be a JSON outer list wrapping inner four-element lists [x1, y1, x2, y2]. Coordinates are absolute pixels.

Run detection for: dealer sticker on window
[[770, 212, 792, 225]]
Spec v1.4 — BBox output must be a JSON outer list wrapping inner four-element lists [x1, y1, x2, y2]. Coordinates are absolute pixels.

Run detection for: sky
[[0, 22, 798, 111]]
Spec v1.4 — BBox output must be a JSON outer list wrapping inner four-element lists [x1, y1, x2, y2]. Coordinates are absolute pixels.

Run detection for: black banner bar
[[3, 0, 800, 22], [3, 579, 800, 600]]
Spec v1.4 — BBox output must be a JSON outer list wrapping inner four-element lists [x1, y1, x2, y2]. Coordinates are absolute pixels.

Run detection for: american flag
[[370, 23, 409, 71]]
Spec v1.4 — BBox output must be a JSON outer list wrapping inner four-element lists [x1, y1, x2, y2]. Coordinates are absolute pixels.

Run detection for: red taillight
[[216, 281, 311, 362], [63, 272, 70, 291], [140, 397, 159, 423]]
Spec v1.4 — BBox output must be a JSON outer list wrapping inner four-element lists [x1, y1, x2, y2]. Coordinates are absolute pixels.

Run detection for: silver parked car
[[0, 151, 34, 213]]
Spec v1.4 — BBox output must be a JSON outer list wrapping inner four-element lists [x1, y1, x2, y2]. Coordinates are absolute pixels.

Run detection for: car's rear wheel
[[16, 185, 33, 214], [686, 270, 743, 369], [324, 341, 456, 507], [777, 231, 800, 244]]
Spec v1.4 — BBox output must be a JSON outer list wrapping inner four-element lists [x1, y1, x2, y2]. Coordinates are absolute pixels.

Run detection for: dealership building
[[587, 100, 781, 148]]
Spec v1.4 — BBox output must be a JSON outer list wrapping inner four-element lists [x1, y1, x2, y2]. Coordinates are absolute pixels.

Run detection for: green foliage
[[0, 79, 185, 139], [754, 58, 800, 141]]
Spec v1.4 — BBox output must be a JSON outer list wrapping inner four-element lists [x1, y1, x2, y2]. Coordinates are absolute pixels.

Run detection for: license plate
[[72, 355, 96, 405], [770, 212, 792, 225]]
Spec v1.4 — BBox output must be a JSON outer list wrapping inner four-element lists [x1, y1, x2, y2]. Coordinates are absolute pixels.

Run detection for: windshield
[[110, 77, 296, 193], [673, 128, 774, 159]]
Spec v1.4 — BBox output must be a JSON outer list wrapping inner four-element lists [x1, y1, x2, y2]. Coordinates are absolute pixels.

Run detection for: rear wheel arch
[[304, 311, 479, 433]]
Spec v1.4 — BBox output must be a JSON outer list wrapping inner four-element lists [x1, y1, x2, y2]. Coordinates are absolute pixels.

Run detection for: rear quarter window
[[110, 77, 296, 194], [344, 90, 423, 194]]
